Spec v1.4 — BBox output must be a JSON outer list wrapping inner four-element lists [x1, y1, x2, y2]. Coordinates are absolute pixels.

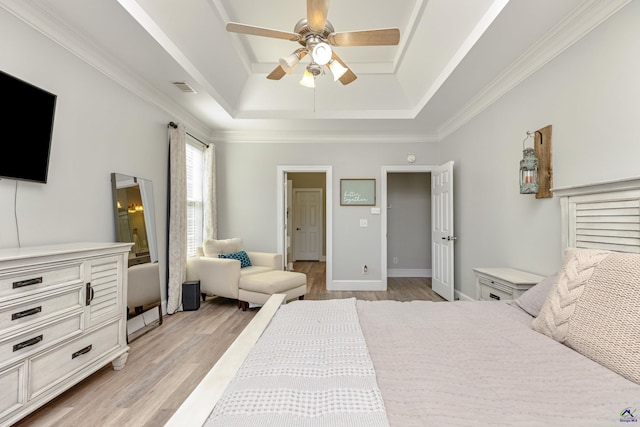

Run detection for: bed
[[166, 177, 640, 426]]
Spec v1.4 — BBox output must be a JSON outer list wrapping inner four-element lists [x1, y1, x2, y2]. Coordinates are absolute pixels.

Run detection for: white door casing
[[293, 188, 323, 261], [285, 179, 293, 270], [431, 161, 455, 301]]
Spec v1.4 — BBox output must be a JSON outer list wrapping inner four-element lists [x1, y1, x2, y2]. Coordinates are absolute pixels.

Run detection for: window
[[186, 137, 205, 257]]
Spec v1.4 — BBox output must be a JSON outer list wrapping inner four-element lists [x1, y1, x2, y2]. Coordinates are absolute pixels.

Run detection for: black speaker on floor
[[182, 280, 201, 311]]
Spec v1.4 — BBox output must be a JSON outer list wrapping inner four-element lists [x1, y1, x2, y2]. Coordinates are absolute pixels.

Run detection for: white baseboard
[[455, 290, 475, 301], [387, 268, 432, 278], [329, 280, 386, 291]]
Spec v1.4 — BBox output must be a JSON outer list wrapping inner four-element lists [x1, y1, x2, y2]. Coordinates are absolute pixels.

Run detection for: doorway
[[381, 163, 455, 301], [289, 172, 326, 263], [277, 166, 332, 290], [386, 172, 432, 279]]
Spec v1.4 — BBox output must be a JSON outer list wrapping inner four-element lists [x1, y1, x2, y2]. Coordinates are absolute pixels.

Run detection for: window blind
[[186, 138, 205, 257]]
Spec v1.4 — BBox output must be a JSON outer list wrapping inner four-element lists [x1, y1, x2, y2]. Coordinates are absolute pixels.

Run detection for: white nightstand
[[473, 267, 544, 301]]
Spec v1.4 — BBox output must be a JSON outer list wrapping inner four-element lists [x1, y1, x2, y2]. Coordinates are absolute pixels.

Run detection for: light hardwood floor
[[14, 262, 444, 427]]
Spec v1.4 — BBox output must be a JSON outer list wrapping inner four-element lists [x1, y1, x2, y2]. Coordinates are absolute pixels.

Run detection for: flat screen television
[[0, 70, 57, 183]]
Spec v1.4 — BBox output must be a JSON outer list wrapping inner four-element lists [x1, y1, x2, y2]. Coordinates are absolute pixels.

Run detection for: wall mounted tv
[[0, 70, 57, 183]]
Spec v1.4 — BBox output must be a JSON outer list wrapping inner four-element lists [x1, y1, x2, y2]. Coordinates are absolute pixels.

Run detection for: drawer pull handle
[[13, 277, 43, 289], [85, 283, 94, 306], [13, 335, 43, 352], [11, 306, 42, 320], [489, 293, 501, 301], [72, 345, 93, 359]]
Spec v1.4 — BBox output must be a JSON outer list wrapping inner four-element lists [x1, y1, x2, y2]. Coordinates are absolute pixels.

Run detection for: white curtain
[[204, 144, 217, 240], [167, 123, 187, 314]]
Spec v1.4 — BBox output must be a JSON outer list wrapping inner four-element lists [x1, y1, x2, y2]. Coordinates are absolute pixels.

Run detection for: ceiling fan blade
[[331, 52, 357, 85], [339, 69, 357, 85], [328, 28, 400, 46], [226, 22, 302, 42], [267, 66, 287, 80], [307, 0, 329, 33]]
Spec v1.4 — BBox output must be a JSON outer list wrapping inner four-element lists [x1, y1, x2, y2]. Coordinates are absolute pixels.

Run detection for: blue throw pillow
[[218, 250, 252, 268]]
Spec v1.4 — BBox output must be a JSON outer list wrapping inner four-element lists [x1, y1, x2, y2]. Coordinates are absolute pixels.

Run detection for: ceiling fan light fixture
[[279, 49, 305, 74], [328, 59, 348, 81], [299, 68, 316, 88], [311, 42, 332, 66]]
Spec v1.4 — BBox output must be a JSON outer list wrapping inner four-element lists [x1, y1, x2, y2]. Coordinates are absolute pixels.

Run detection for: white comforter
[[357, 299, 640, 426], [205, 298, 640, 426]]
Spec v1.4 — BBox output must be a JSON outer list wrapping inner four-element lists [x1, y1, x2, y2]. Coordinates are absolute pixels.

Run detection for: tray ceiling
[[0, 0, 628, 141]]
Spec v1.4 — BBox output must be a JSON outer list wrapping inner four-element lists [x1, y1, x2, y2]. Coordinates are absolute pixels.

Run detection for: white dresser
[[473, 267, 544, 301], [0, 242, 131, 425]]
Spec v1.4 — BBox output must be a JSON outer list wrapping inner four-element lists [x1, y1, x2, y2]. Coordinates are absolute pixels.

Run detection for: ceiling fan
[[226, 0, 400, 87]]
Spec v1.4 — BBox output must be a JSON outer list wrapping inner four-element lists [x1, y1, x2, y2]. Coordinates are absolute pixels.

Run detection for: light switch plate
[[371, 207, 381, 214], [360, 219, 368, 227]]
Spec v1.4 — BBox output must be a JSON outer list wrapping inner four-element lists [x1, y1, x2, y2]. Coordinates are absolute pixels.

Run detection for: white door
[[293, 189, 322, 261], [431, 161, 455, 301]]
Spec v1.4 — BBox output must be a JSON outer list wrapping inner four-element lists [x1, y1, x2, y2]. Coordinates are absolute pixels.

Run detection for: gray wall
[[0, 8, 171, 303], [387, 173, 431, 274], [216, 142, 440, 284], [439, 0, 640, 299]]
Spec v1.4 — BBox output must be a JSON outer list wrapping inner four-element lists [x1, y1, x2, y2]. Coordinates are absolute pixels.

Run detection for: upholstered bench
[[238, 270, 307, 311]]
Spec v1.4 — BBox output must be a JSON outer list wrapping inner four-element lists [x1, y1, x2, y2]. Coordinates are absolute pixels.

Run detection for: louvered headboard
[[553, 177, 640, 253]]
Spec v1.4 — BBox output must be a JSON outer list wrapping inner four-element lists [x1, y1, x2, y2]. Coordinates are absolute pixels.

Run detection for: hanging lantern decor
[[520, 131, 539, 194]]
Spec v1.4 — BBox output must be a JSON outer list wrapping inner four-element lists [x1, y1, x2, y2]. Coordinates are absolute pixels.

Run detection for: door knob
[[296, 228, 301, 231]]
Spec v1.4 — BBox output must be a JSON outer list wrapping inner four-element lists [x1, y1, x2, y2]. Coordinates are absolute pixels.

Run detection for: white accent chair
[[186, 238, 306, 310]]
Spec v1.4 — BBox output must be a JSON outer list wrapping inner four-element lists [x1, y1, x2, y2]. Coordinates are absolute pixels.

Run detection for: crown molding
[[437, 0, 632, 140], [213, 130, 439, 144]]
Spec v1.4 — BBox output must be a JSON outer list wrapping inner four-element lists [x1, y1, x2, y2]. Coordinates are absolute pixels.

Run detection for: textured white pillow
[[202, 238, 243, 257], [532, 247, 640, 384]]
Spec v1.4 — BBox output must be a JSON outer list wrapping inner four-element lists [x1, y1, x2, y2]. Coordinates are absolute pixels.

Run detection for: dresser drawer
[[0, 262, 83, 297], [0, 363, 25, 419], [29, 320, 120, 399], [479, 283, 513, 301], [0, 313, 83, 364], [0, 286, 84, 335]]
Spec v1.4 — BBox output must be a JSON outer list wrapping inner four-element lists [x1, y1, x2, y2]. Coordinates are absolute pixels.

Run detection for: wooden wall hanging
[[534, 125, 553, 199]]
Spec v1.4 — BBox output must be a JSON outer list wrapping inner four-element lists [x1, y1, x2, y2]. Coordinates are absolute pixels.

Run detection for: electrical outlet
[[362, 265, 368, 274], [393, 257, 398, 264]]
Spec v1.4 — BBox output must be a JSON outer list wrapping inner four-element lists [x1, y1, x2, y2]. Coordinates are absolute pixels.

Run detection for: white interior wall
[[439, 0, 640, 299], [0, 8, 171, 303]]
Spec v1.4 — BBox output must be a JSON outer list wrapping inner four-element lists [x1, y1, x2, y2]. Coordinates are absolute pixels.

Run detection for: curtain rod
[[167, 122, 210, 148]]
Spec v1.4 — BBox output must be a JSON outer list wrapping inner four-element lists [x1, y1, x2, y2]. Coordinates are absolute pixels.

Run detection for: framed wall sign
[[340, 179, 376, 206]]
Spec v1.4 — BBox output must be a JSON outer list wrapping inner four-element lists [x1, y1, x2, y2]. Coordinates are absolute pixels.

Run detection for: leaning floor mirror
[[111, 173, 163, 342]]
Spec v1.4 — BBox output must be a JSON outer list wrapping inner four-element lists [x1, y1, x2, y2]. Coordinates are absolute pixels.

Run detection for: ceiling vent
[[172, 81, 197, 94]]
